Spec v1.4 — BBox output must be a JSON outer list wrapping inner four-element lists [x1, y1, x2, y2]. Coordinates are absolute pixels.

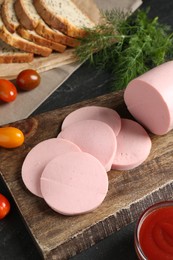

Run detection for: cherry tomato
[[0, 127, 25, 148], [0, 79, 17, 102], [0, 193, 10, 220], [16, 69, 41, 91]]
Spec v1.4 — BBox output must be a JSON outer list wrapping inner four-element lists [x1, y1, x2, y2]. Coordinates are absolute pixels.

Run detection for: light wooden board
[[0, 49, 76, 80]]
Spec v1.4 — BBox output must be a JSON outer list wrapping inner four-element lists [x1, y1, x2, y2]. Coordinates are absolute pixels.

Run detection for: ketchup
[[135, 202, 173, 260]]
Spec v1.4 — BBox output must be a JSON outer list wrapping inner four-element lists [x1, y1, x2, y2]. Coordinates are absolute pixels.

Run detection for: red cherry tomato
[[0, 79, 17, 102], [0, 193, 10, 220], [16, 69, 41, 91]]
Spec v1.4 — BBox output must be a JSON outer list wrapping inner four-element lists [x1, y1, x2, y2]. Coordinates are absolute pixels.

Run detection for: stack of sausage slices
[[21, 106, 152, 216], [0, 0, 95, 63]]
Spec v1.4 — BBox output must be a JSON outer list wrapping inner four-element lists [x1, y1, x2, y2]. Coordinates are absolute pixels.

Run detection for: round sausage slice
[[40, 151, 108, 215], [124, 61, 173, 135], [22, 138, 81, 197], [61, 106, 121, 136], [58, 119, 117, 172], [112, 119, 152, 170]]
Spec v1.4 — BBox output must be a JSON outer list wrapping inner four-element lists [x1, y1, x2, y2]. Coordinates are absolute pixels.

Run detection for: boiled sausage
[[61, 106, 121, 136], [22, 138, 81, 197], [124, 61, 173, 135], [112, 119, 151, 170], [58, 119, 117, 171], [40, 151, 108, 215]]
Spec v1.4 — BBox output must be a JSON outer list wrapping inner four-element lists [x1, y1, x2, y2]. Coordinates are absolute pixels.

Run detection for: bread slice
[[17, 26, 66, 52], [1, 0, 19, 33], [0, 39, 34, 63], [33, 0, 95, 38], [0, 16, 52, 57], [35, 20, 79, 47], [14, 0, 79, 47], [14, 0, 41, 30]]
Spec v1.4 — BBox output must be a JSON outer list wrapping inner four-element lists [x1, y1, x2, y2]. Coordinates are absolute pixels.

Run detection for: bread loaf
[[0, 39, 34, 63], [1, 0, 58, 56], [0, 0, 97, 63], [14, 0, 79, 47], [33, 0, 95, 37]]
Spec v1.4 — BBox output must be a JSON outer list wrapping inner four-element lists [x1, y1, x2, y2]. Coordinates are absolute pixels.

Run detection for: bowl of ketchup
[[134, 200, 173, 260]]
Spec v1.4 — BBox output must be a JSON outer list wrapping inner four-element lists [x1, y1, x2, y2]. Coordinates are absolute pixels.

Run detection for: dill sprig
[[75, 9, 173, 90]]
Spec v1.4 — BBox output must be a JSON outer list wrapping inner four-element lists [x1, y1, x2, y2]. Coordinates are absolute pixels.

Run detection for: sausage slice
[[61, 106, 121, 136], [40, 151, 108, 215], [112, 119, 152, 170], [22, 138, 81, 197], [58, 119, 117, 171]]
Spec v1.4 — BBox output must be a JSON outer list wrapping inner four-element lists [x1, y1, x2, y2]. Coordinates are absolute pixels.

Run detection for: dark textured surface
[[32, 61, 114, 116], [1, 0, 173, 259], [0, 176, 42, 260], [71, 222, 137, 260]]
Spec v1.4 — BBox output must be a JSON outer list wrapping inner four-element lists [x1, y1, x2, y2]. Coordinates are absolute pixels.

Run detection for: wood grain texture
[[1, 91, 173, 259]]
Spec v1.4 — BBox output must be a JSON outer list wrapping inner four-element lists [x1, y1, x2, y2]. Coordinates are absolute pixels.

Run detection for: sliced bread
[[14, 0, 79, 47], [0, 39, 34, 63], [1, 0, 19, 33], [0, 16, 52, 57], [35, 20, 79, 47], [17, 26, 66, 52], [33, 0, 95, 38], [2, 0, 70, 52]]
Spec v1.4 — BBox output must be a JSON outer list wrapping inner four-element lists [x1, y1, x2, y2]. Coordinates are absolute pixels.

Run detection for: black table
[[1, 0, 173, 259]]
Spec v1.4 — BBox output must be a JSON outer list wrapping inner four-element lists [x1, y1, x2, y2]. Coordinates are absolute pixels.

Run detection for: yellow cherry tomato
[[0, 127, 24, 148]]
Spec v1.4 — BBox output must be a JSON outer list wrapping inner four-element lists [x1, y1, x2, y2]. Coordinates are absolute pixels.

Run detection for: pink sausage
[[124, 61, 173, 135], [58, 119, 117, 172], [40, 151, 108, 215], [22, 138, 81, 197], [61, 106, 121, 136], [112, 119, 152, 170]]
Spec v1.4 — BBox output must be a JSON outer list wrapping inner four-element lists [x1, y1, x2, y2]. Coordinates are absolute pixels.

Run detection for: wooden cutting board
[[1, 90, 173, 260]]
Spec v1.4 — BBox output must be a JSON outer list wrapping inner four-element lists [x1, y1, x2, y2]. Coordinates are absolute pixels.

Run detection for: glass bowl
[[134, 200, 173, 260]]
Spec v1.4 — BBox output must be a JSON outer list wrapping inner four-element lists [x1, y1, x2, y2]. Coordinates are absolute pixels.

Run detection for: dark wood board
[[1, 90, 173, 260]]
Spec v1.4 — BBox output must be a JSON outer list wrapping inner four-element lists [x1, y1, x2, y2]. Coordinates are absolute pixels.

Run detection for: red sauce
[[139, 206, 173, 260]]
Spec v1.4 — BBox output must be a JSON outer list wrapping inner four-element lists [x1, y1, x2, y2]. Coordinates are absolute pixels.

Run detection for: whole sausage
[[124, 61, 173, 135]]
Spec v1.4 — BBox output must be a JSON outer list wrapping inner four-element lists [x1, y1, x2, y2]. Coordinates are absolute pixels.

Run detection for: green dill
[[75, 9, 173, 90]]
